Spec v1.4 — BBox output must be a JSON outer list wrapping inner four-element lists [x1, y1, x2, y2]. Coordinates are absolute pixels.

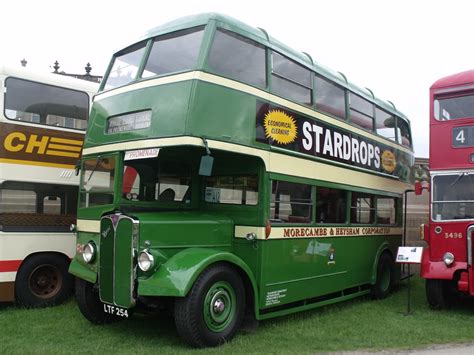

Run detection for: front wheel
[[426, 279, 449, 309], [75, 278, 123, 324], [174, 264, 245, 348], [15, 254, 73, 307], [371, 253, 395, 299]]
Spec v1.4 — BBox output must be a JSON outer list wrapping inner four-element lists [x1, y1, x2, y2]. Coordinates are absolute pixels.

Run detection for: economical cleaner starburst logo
[[263, 110, 297, 144]]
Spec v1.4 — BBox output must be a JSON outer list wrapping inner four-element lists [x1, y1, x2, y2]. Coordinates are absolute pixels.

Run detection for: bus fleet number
[[452, 126, 474, 148], [445, 232, 463, 239]]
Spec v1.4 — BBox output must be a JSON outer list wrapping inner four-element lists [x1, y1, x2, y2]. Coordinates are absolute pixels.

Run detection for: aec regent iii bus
[[0, 65, 98, 307], [420, 70, 474, 308], [70, 13, 415, 347]]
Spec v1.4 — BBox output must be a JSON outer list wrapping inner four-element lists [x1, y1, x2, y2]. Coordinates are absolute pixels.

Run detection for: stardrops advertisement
[[255, 101, 412, 180]]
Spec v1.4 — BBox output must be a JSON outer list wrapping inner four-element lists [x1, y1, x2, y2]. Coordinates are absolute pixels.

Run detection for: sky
[[2, 0, 474, 158]]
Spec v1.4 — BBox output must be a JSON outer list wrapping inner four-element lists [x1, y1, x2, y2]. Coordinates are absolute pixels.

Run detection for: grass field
[[2, 275, 474, 354]]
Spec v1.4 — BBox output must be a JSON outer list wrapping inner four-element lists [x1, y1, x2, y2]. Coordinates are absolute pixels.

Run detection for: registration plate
[[103, 303, 129, 318]]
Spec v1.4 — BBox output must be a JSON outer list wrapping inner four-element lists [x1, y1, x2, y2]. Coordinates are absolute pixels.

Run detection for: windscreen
[[434, 94, 474, 120], [103, 42, 147, 91], [4, 77, 89, 130], [432, 173, 474, 220]]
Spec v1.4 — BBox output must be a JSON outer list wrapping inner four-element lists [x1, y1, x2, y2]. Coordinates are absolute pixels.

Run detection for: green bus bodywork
[[70, 13, 414, 347]]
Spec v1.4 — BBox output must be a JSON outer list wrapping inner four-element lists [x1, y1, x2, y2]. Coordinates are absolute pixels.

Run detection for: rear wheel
[[15, 254, 73, 308], [426, 279, 449, 309], [75, 278, 123, 324], [174, 264, 245, 348], [371, 253, 395, 299]]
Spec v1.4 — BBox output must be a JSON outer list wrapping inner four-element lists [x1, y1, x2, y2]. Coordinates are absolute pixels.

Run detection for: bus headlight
[[443, 252, 455, 266], [83, 242, 96, 263], [138, 250, 154, 272]]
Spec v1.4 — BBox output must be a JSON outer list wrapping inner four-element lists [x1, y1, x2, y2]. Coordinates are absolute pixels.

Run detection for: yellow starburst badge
[[263, 110, 297, 144], [381, 150, 397, 173]]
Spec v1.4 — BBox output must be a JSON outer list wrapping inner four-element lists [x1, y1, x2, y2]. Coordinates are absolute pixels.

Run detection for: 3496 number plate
[[103, 303, 129, 318]]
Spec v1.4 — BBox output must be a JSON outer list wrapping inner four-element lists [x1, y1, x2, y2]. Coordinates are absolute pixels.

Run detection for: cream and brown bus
[[0, 65, 98, 307]]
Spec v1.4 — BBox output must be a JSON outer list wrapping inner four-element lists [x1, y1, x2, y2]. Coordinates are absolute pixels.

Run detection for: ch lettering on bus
[[3, 131, 82, 158]]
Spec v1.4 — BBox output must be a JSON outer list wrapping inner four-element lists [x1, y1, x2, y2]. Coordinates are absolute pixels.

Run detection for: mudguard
[[69, 258, 97, 284], [420, 247, 466, 280], [138, 247, 258, 300]]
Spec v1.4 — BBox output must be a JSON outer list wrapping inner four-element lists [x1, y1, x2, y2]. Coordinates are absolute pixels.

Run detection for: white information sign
[[124, 148, 160, 161], [396, 246, 423, 264]]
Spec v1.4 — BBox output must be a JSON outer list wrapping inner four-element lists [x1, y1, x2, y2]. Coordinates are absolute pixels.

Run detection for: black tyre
[[75, 278, 123, 324], [426, 279, 449, 309], [15, 253, 73, 308], [371, 253, 395, 299], [174, 263, 245, 348]]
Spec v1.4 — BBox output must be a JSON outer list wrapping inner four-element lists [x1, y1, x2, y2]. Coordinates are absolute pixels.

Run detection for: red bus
[[421, 70, 474, 308]]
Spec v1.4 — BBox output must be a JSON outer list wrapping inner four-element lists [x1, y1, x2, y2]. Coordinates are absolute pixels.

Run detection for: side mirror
[[199, 137, 214, 176], [414, 181, 430, 195], [199, 155, 214, 176]]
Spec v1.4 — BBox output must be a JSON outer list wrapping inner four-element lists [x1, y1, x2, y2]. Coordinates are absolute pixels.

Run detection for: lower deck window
[[377, 198, 397, 224], [205, 176, 258, 205], [271, 181, 312, 223], [316, 187, 347, 224], [350, 192, 375, 224], [0, 181, 77, 232]]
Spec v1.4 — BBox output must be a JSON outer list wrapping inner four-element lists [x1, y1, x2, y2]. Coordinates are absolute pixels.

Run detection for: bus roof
[[139, 13, 409, 122], [0, 64, 99, 94], [431, 69, 474, 91]]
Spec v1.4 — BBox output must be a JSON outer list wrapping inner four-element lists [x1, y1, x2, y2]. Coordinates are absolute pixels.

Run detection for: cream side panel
[[0, 272, 16, 282], [235, 225, 403, 240], [0, 232, 76, 260], [268, 153, 412, 193], [77, 219, 100, 233], [84, 137, 410, 194], [0, 163, 78, 185]]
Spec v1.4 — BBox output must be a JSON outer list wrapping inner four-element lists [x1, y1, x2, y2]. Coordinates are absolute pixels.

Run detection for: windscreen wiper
[[449, 172, 466, 188], [86, 156, 101, 185]]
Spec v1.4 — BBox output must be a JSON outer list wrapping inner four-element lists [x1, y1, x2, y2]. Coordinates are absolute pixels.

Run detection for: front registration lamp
[[443, 252, 455, 266], [83, 242, 96, 263], [138, 250, 154, 272]]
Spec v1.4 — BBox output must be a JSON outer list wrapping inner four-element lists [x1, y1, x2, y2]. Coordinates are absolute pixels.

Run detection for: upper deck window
[[396, 118, 412, 147], [314, 75, 346, 119], [349, 93, 374, 131], [4, 77, 89, 130], [271, 52, 312, 106], [434, 93, 474, 121], [103, 41, 147, 91], [142, 27, 205, 78], [208, 29, 266, 88], [375, 107, 396, 141]]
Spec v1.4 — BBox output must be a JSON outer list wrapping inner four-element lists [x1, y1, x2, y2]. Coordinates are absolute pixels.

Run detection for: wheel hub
[[213, 298, 226, 314], [29, 265, 62, 298], [209, 290, 229, 321], [203, 281, 237, 332]]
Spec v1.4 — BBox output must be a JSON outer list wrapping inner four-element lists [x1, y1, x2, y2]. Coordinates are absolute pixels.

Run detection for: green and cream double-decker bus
[[70, 13, 414, 347]]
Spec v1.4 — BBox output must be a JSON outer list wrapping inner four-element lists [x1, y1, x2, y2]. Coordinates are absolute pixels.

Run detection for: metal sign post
[[396, 246, 423, 316]]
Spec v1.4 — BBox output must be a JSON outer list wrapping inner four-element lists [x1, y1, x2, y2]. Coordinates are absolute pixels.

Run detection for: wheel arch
[[15, 251, 72, 282], [370, 243, 395, 285], [138, 248, 259, 315]]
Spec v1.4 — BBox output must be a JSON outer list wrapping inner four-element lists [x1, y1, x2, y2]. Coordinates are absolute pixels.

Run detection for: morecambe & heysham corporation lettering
[[283, 227, 391, 238]]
